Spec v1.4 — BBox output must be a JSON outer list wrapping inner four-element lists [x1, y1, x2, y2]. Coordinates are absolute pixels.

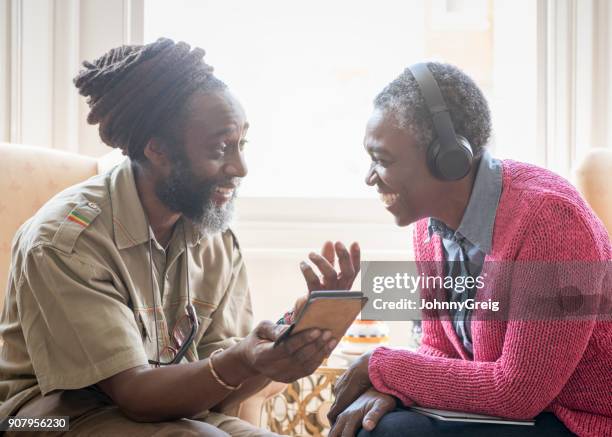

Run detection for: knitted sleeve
[[417, 320, 459, 358], [369, 198, 605, 419]]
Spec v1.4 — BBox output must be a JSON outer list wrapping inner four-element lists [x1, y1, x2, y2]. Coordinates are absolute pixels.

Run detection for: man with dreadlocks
[[0, 38, 359, 436]]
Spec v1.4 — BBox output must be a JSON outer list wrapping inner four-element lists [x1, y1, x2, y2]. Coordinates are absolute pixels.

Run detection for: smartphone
[[274, 291, 367, 346]]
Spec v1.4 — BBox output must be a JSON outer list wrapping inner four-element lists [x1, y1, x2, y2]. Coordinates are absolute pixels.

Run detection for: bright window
[[145, 0, 538, 198]]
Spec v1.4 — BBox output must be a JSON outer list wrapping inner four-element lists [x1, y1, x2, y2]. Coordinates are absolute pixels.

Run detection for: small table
[[263, 324, 420, 435], [264, 354, 353, 436]]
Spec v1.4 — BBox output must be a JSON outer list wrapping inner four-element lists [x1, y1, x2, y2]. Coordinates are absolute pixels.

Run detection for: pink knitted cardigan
[[368, 160, 612, 437]]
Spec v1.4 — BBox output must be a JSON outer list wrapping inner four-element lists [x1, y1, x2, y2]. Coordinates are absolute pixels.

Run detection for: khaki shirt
[[0, 159, 252, 417]]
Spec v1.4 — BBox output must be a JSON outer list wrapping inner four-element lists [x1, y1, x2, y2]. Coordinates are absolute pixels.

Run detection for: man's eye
[[372, 156, 388, 167], [239, 139, 248, 151]]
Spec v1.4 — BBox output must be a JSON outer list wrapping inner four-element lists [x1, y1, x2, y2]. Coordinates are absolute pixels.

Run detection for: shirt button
[[87, 201, 100, 211]]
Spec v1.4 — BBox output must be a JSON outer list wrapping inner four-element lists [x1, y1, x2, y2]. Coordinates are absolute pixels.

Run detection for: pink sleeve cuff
[[368, 347, 415, 407]]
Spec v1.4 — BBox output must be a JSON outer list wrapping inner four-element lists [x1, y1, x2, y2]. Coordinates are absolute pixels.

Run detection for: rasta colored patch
[[67, 210, 91, 227]]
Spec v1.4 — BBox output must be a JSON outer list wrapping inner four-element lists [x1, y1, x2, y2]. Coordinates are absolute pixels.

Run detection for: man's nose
[[365, 167, 378, 186], [225, 150, 248, 178]]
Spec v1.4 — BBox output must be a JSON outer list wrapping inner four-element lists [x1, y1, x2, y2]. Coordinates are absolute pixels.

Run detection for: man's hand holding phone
[[221, 240, 361, 386], [235, 321, 337, 383]]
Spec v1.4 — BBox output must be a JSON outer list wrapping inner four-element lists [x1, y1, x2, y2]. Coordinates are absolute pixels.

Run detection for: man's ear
[[143, 138, 171, 170]]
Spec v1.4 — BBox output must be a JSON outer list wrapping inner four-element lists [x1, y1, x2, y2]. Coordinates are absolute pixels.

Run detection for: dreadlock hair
[[74, 38, 227, 162]]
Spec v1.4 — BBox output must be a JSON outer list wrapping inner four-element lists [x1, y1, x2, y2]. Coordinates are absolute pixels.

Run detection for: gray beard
[[153, 156, 239, 236], [191, 195, 236, 236]]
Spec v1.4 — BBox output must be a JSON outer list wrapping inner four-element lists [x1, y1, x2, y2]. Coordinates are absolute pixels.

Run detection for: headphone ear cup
[[426, 139, 443, 179], [456, 135, 474, 160], [429, 135, 474, 181]]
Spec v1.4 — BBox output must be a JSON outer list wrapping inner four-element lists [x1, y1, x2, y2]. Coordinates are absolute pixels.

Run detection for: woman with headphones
[[322, 63, 611, 437]]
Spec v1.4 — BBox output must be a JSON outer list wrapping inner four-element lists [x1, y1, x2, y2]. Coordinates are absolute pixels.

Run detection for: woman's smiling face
[[363, 108, 441, 227]]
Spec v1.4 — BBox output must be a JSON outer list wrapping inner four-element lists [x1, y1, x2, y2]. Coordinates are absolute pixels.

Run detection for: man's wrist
[[211, 343, 258, 387]]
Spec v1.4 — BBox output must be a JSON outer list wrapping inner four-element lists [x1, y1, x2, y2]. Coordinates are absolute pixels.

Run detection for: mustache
[[212, 178, 241, 189]]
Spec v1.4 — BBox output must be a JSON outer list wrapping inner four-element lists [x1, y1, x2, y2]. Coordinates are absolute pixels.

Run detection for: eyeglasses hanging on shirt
[[147, 222, 199, 366]]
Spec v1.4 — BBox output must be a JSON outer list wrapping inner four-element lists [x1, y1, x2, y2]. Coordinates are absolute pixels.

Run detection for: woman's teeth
[[380, 192, 399, 207]]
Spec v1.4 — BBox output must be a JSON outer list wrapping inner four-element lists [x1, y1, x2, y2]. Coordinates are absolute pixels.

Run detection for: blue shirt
[[427, 150, 502, 355]]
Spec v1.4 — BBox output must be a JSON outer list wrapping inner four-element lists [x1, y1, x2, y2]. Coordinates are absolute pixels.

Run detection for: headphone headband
[[409, 63, 460, 152], [408, 63, 473, 180]]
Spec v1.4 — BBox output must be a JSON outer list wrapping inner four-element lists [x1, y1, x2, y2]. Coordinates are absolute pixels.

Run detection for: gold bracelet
[[209, 348, 243, 391]]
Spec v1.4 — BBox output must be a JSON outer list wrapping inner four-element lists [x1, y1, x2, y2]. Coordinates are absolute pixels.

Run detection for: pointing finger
[[300, 261, 322, 292]]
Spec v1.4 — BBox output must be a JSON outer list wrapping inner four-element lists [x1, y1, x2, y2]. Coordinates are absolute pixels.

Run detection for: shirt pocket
[[133, 310, 167, 362], [134, 311, 151, 342], [193, 304, 215, 346], [133, 305, 216, 363]]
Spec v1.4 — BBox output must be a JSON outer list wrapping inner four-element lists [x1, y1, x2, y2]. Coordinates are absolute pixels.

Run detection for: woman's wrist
[[276, 309, 295, 325]]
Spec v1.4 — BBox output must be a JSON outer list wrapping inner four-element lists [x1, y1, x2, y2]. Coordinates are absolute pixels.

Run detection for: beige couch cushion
[[573, 148, 612, 238], [0, 143, 98, 309]]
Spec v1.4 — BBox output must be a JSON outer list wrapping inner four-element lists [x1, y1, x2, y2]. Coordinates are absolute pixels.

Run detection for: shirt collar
[[427, 150, 502, 254], [109, 159, 204, 250]]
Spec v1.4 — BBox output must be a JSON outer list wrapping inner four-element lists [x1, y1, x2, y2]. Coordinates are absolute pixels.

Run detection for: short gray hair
[[374, 62, 492, 157]]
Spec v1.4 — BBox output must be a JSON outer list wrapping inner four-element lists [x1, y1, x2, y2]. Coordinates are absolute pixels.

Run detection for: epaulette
[[52, 201, 102, 254]]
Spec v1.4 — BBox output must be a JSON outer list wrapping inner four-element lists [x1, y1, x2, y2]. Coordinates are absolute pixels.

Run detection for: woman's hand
[[328, 388, 396, 437], [300, 241, 361, 293], [287, 241, 360, 322], [328, 350, 373, 425]]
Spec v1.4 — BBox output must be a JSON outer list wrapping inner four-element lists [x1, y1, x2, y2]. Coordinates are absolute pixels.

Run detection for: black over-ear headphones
[[408, 63, 473, 181]]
